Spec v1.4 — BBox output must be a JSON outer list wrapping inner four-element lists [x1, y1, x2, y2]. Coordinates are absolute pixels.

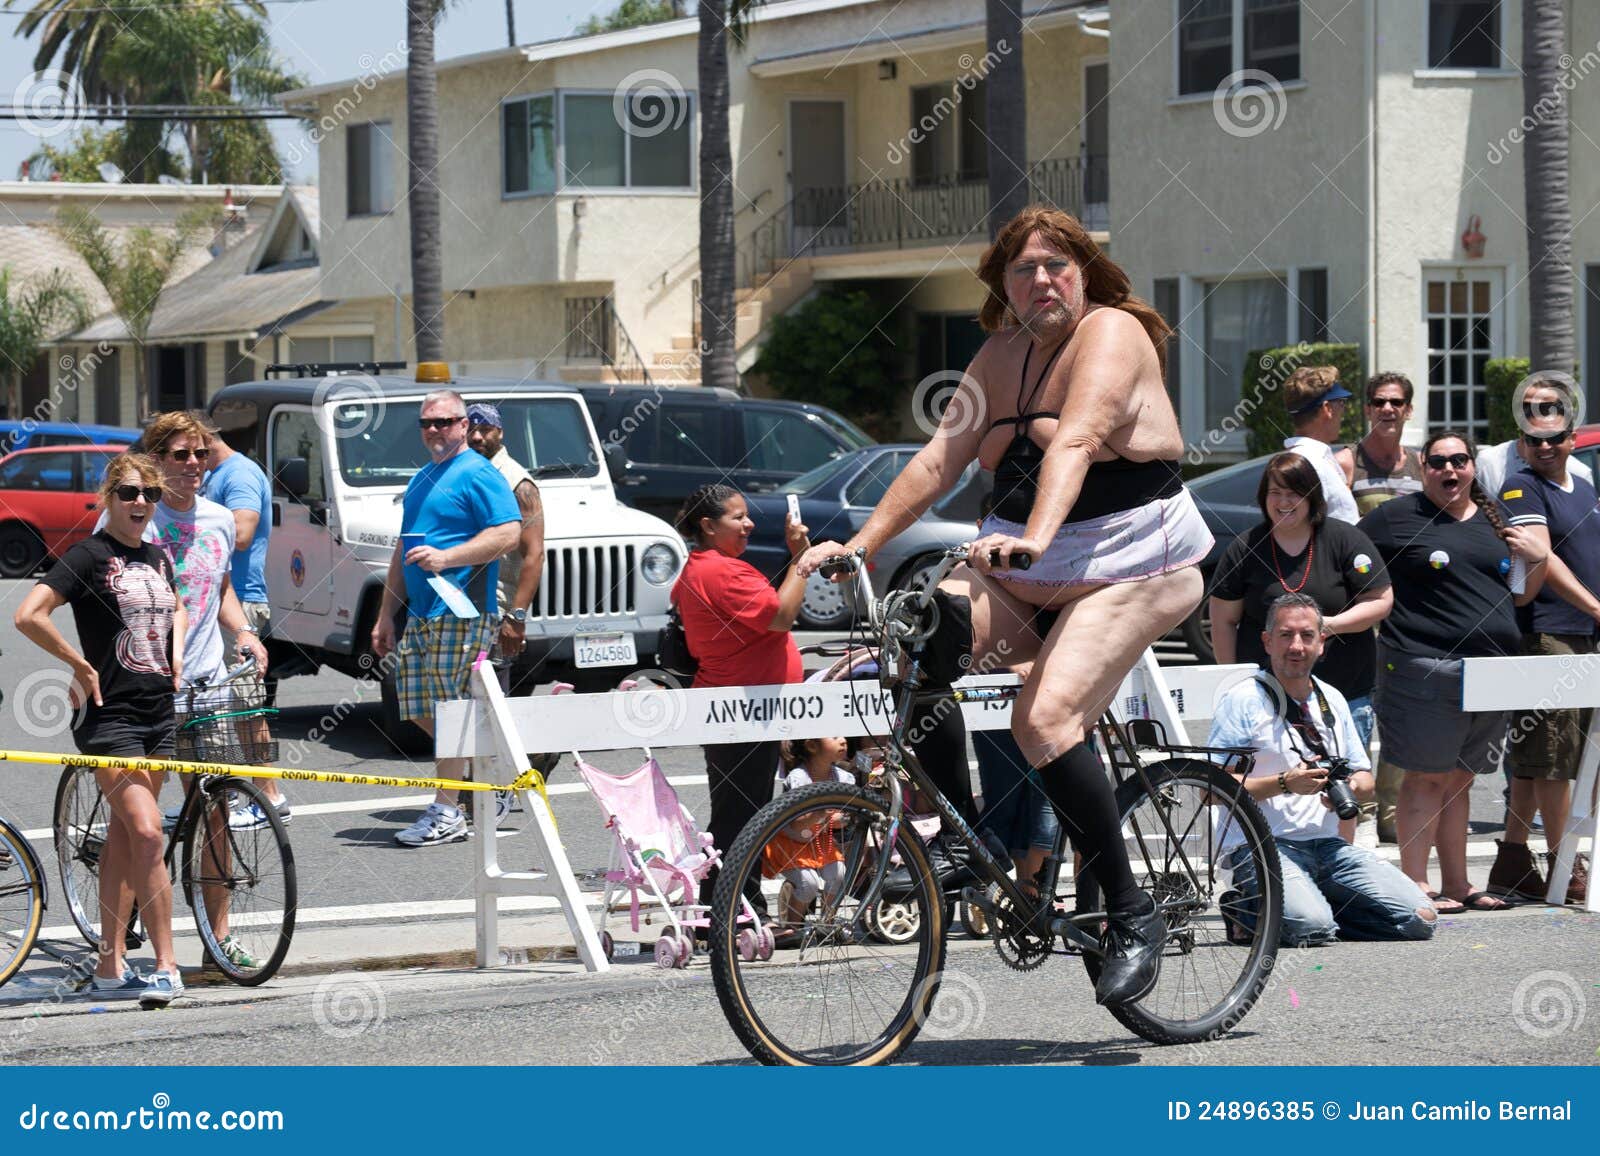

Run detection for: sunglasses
[[112, 484, 163, 503], [418, 416, 465, 430], [1425, 453, 1472, 470], [1368, 397, 1408, 409], [1522, 430, 1573, 447], [158, 447, 209, 463]]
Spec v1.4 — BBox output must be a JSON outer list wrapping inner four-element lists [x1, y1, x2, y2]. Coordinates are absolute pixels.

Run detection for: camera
[[1319, 755, 1361, 821]]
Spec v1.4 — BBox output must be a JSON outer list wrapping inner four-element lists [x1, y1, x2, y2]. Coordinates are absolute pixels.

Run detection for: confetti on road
[[1471, 944, 1486, 949], [1288, 988, 1300, 1008], [1311, 965, 1323, 972]]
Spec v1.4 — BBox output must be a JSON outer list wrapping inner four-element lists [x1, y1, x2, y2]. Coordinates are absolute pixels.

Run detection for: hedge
[[1233, 342, 1365, 459]]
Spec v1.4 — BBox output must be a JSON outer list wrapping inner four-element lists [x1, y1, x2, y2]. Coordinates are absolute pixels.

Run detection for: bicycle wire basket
[[174, 680, 280, 765]]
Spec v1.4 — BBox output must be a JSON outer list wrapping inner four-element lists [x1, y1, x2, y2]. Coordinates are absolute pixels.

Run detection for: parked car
[[0, 421, 138, 456], [0, 445, 123, 577], [207, 368, 686, 741], [579, 384, 874, 525], [739, 444, 992, 629]]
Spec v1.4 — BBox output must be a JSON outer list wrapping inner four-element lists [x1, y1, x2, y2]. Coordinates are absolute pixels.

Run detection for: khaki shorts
[[1506, 631, 1597, 782], [396, 615, 497, 725], [221, 601, 271, 690]]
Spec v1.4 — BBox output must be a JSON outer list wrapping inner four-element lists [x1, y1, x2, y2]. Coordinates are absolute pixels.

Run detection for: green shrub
[[748, 287, 903, 438], [1229, 342, 1364, 459], [1483, 358, 1530, 444]]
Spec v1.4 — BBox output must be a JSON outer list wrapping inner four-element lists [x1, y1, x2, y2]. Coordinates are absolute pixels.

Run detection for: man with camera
[[1209, 593, 1437, 945]]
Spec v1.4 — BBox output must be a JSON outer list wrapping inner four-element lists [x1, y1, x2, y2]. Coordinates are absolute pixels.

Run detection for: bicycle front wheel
[[710, 782, 948, 1066], [182, 778, 296, 985], [1080, 757, 1282, 1044], [0, 816, 46, 987], [52, 765, 111, 949]]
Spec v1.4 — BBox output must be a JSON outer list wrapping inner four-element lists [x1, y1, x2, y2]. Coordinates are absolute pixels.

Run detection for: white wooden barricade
[[1461, 656, 1600, 912], [437, 651, 1262, 968]]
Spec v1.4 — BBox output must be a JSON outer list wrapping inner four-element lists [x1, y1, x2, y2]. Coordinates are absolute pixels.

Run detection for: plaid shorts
[[395, 615, 497, 725]]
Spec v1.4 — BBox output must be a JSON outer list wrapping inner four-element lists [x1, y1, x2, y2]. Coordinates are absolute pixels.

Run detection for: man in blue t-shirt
[[372, 389, 519, 847], [1495, 408, 1600, 905]]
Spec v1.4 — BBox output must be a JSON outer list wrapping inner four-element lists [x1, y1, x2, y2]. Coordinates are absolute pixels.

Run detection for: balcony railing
[[563, 295, 653, 387]]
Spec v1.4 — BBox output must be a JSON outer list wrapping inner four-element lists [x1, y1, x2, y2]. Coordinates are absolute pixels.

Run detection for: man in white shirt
[[1280, 366, 1360, 524], [1208, 593, 1436, 945]]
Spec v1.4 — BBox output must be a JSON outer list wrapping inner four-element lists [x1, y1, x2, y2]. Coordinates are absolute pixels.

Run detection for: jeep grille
[[534, 543, 636, 619]]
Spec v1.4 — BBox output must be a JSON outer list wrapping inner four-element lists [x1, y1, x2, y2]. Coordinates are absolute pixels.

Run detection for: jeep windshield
[[332, 395, 600, 487]]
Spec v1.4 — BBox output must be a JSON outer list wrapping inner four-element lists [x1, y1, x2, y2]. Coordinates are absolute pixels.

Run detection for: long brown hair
[[1423, 429, 1509, 544], [975, 204, 1173, 375]]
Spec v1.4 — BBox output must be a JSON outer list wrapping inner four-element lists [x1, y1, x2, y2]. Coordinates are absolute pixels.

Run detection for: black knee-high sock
[[1034, 741, 1150, 915], [908, 698, 976, 824]]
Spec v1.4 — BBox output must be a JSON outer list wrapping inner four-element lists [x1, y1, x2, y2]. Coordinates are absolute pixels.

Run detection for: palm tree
[[1522, 0, 1574, 375], [54, 205, 216, 423], [0, 265, 88, 419], [406, 0, 445, 363], [985, 0, 1028, 238]]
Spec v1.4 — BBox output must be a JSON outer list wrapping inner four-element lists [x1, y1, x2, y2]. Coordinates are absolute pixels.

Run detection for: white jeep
[[207, 369, 685, 734]]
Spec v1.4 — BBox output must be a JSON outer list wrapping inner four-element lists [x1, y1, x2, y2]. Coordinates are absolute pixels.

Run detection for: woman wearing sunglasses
[[14, 454, 188, 1006], [1357, 431, 1549, 913]]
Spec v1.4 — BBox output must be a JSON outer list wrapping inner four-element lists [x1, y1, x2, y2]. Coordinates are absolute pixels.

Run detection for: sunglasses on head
[[1425, 452, 1472, 470], [157, 447, 209, 462], [1368, 397, 1408, 409], [1522, 429, 1573, 447], [418, 416, 464, 430], [112, 484, 163, 503]]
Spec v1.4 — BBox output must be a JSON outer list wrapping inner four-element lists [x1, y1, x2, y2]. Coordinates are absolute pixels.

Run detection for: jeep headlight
[[641, 542, 679, 585]]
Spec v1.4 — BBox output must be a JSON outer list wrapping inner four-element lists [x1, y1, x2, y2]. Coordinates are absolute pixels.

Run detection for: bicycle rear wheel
[[52, 765, 110, 949], [710, 782, 948, 1066], [182, 778, 296, 985], [1079, 757, 1282, 1044], [0, 816, 46, 987]]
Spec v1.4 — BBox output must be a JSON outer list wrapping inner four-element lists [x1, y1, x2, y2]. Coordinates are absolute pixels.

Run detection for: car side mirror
[[276, 457, 310, 499], [603, 442, 629, 483]]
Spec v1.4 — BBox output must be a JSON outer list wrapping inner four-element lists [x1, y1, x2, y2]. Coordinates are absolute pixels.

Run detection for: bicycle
[[0, 810, 46, 988], [52, 656, 297, 985], [709, 544, 1284, 1066]]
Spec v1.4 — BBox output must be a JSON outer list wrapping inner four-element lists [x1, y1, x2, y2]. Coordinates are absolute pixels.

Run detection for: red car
[[0, 445, 124, 577]]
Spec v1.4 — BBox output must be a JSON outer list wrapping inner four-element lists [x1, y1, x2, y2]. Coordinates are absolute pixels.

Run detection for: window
[[910, 78, 987, 185], [224, 340, 256, 386], [287, 336, 375, 365], [93, 346, 119, 426], [1296, 267, 1329, 343], [347, 122, 394, 216], [1424, 273, 1499, 440], [0, 451, 75, 491], [1586, 265, 1600, 420], [1202, 276, 1287, 429], [1177, 0, 1301, 95], [503, 94, 556, 196], [1191, 456, 1270, 507], [742, 409, 845, 474], [30, 433, 92, 447], [1428, 0, 1501, 69], [915, 313, 988, 384], [626, 404, 724, 468], [83, 451, 114, 491], [1153, 277, 1182, 410], [560, 90, 693, 191], [844, 451, 915, 508], [270, 409, 325, 501]]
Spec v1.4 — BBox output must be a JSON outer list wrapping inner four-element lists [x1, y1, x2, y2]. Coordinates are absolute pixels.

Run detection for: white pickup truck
[[207, 368, 685, 735]]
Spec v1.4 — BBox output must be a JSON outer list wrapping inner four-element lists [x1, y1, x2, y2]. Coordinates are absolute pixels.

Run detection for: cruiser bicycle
[[709, 544, 1283, 1065]]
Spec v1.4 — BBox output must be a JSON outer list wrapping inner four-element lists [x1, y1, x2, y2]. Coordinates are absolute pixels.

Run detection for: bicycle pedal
[[961, 885, 996, 917]]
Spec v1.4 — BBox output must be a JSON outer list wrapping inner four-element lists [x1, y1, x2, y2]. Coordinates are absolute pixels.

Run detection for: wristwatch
[[505, 609, 528, 624]]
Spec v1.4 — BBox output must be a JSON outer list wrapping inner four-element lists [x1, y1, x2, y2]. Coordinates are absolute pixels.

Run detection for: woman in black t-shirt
[[1210, 453, 1393, 728], [1358, 431, 1548, 914], [14, 454, 187, 1002]]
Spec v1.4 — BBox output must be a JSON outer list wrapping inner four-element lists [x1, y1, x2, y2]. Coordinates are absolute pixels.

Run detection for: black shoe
[[1095, 900, 1166, 1006], [882, 835, 978, 897]]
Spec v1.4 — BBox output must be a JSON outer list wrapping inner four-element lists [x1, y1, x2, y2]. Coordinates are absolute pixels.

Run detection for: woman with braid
[[1358, 431, 1549, 912]]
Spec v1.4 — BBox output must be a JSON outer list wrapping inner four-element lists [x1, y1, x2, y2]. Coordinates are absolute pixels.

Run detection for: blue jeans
[[1229, 838, 1435, 946], [1346, 694, 1375, 754]]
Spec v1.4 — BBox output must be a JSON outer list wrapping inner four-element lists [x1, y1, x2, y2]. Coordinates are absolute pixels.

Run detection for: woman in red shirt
[[672, 484, 807, 909]]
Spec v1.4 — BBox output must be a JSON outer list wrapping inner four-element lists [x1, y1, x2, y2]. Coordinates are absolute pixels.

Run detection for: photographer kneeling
[[1208, 593, 1436, 946]]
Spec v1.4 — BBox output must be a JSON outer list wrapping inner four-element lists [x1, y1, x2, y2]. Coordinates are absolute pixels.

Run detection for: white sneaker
[[139, 970, 184, 1008], [229, 799, 269, 830], [394, 802, 467, 847], [88, 967, 146, 998], [494, 791, 515, 827]]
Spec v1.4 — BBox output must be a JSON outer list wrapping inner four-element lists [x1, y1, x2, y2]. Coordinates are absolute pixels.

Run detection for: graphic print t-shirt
[[41, 531, 178, 726], [150, 498, 237, 684]]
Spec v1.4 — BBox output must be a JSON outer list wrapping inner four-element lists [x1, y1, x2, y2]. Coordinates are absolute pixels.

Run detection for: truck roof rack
[[265, 361, 408, 379]]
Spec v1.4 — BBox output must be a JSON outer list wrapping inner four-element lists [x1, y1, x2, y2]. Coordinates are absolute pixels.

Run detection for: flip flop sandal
[[1425, 890, 1466, 915], [1450, 889, 1512, 912]]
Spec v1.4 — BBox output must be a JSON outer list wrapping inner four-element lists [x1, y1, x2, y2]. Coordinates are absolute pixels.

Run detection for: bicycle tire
[[1079, 757, 1282, 1045], [52, 765, 109, 949], [710, 782, 947, 1066], [0, 816, 46, 987], [182, 778, 296, 985]]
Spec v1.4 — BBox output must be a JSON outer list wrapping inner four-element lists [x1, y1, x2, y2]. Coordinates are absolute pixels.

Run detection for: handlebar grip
[[987, 548, 1033, 571], [818, 555, 856, 579]]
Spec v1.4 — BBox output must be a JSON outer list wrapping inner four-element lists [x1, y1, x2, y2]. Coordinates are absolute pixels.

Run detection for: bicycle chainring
[[986, 883, 1052, 972]]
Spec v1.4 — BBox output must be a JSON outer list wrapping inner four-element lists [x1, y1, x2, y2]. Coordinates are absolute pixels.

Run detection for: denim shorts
[[974, 729, 1060, 854]]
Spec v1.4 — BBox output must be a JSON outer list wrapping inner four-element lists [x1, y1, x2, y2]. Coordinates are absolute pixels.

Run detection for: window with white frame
[[1202, 275, 1288, 429], [1177, 0, 1300, 96], [503, 94, 556, 196], [1423, 272, 1499, 440], [346, 122, 394, 216], [1428, 0, 1502, 70], [558, 89, 694, 192]]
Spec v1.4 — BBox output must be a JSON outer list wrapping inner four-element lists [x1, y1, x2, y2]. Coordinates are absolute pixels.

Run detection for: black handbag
[[657, 602, 698, 681]]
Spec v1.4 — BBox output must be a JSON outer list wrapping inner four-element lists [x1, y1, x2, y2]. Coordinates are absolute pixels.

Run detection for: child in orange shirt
[[765, 735, 856, 924]]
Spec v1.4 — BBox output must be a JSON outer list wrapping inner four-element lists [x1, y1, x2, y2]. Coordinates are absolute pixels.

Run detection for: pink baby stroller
[[556, 682, 773, 969]]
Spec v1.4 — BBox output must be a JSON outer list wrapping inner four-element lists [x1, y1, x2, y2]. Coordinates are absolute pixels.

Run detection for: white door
[[266, 405, 335, 622], [1422, 268, 1505, 443], [788, 99, 847, 253]]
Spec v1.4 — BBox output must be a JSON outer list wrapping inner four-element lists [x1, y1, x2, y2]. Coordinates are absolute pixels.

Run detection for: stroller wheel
[[674, 932, 694, 968], [654, 934, 678, 969], [599, 931, 615, 962], [737, 928, 758, 962], [867, 898, 922, 944], [756, 925, 775, 961]]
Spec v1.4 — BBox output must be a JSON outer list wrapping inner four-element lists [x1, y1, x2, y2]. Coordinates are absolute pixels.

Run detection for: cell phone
[[786, 494, 802, 525]]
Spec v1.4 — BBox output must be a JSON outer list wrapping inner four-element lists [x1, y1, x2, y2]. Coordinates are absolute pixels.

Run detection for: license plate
[[574, 632, 637, 668]]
